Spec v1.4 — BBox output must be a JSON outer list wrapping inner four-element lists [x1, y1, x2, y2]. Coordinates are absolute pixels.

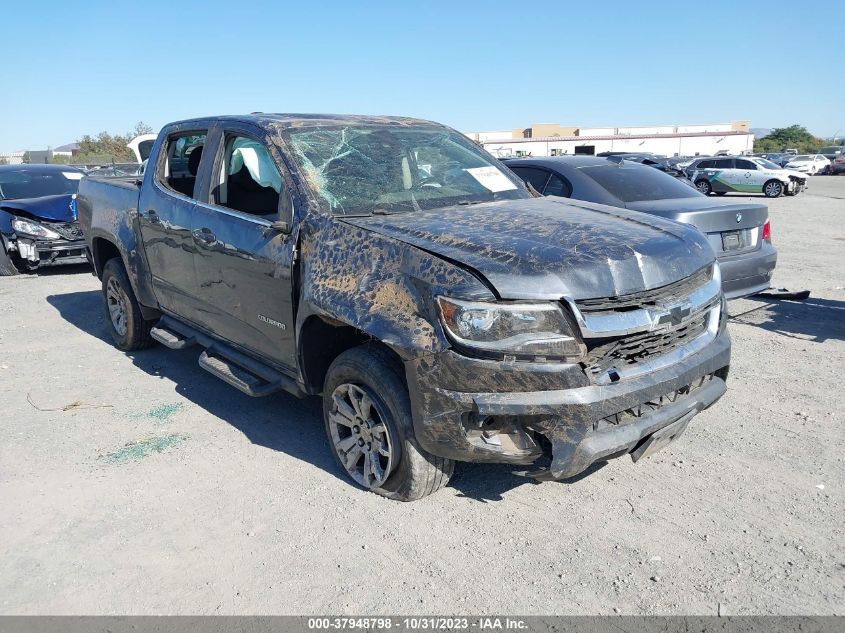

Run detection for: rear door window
[[157, 132, 208, 198], [508, 166, 551, 193], [543, 173, 572, 197]]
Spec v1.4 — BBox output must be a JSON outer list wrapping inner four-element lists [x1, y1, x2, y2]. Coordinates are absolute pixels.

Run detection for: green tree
[[754, 125, 823, 153], [54, 121, 155, 164], [49, 154, 73, 164], [0, 158, 7, 165]]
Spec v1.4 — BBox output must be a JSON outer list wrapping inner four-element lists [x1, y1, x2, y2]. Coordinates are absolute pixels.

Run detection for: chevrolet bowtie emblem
[[669, 305, 689, 326], [657, 304, 692, 326]]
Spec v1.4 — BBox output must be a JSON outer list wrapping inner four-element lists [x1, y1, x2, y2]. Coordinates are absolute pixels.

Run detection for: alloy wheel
[[106, 277, 128, 336], [764, 181, 782, 197], [328, 383, 394, 488]]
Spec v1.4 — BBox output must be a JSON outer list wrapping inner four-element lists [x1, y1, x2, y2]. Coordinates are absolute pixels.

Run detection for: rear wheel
[[763, 180, 784, 198], [695, 179, 712, 195], [323, 345, 454, 501], [101, 258, 155, 351]]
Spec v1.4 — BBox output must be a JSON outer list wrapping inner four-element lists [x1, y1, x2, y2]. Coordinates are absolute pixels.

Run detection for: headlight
[[437, 296, 585, 361], [11, 218, 61, 240]]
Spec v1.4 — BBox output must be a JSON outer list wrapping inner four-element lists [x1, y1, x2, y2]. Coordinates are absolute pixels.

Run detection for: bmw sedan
[[503, 156, 777, 299]]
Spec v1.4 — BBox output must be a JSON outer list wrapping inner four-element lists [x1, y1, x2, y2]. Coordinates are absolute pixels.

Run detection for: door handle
[[192, 227, 217, 245]]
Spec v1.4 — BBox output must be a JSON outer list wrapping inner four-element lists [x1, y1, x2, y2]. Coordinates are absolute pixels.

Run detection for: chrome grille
[[576, 265, 713, 313], [584, 312, 709, 376], [46, 222, 84, 240]]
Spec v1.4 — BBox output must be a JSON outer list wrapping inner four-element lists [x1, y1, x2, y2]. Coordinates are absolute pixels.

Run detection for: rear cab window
[[156, 131, 208, 198]]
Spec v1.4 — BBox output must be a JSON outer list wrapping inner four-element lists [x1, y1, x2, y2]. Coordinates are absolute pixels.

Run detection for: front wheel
[[763, 180, 784, 198], [695, 179, 712, 195], [323, 345, 454, 501], [101, 258, 155, 351], [0, 247, 21, 276]]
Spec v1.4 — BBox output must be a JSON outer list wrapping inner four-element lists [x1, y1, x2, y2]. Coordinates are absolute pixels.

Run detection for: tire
[[0, 247, 21, 276], [322, 345, 454, 501], [101, 258, 155, 351], [763, 180, 784, 198], [695, 179, 712, 195]]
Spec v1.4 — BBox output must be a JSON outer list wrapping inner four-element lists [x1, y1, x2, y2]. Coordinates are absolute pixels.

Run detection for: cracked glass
[[285, 125, 529, 215]]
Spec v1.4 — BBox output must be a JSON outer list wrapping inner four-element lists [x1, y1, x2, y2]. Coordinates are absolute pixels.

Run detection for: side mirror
[[265, 192, 294, 235], [269, 219, 291, 234]]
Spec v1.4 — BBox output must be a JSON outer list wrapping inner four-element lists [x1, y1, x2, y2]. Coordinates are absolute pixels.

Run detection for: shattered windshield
[[285, 124, 529, 215]]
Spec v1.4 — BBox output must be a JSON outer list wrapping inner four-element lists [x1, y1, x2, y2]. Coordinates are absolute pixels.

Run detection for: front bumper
[[719, 240, 777, 300], [405, 327, 731, 480], [8, 236, 88, 268]]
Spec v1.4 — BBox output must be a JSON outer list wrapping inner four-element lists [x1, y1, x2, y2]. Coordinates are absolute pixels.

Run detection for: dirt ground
[[0, 178, 843, 616]]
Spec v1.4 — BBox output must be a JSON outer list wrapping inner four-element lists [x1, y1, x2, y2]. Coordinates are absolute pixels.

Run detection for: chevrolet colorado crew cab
[[78, 114, 731, 500]]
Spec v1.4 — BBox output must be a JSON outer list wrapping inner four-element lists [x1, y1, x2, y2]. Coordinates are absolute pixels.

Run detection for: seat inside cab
[[213, 138, 281, 217]]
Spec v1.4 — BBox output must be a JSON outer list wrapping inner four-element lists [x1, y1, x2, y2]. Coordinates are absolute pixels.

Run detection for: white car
[[785, 154, 831, 175], [686, 156, 808, 197]]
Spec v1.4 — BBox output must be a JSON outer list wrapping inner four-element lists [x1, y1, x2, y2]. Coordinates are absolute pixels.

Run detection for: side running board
[[198, 346, 293, 398], [151, 316, 303, 399], [150, 316, 198, 350]]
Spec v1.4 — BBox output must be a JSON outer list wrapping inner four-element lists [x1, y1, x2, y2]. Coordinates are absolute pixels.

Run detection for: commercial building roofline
[[482, 130, 752, 144]]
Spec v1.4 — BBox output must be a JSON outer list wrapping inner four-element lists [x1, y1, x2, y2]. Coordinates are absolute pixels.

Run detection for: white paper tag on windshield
[[465, 166, 517, 192], [62, 172, 84, 180]]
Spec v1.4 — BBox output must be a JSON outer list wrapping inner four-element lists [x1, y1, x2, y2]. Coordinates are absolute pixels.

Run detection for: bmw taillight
[[762, 220, 771, 242]]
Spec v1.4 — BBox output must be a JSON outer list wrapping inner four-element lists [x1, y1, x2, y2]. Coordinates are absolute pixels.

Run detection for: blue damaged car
[[0, 164, 88, 275]]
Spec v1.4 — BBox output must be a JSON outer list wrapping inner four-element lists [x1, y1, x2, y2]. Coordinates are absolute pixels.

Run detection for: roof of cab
[[166, 113, 442, 130]]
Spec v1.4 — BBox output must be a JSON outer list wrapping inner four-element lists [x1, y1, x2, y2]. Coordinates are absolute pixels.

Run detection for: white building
[[0, 151, 25, 165], [466, 121, 754, 158]]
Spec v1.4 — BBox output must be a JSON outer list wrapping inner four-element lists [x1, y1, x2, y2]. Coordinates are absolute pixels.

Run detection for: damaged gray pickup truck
[[77, 114, 730, 500]]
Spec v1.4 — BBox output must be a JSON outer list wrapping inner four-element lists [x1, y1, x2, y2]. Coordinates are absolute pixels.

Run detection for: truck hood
[[626, 197, 768, 233], [0, 194, 78, 223], [344, 197, 714, 300]]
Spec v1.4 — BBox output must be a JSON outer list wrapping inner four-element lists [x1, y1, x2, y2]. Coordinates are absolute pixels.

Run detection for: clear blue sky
[[2, 0, 842, 151]]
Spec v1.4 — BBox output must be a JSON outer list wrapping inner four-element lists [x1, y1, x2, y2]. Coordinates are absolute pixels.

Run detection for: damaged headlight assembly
[[437, 296, 586, 361], [11, 218, 61, 240]]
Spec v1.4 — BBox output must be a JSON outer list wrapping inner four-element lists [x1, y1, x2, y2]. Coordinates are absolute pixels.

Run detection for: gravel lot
[[1, 178, 843, 616]]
